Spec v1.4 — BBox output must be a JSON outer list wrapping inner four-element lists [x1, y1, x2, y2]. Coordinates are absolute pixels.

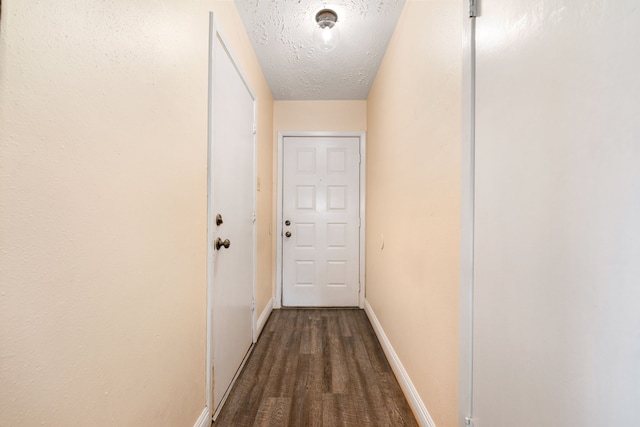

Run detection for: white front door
[[282, 136, 360, 307], [208, 23, 255, 414]]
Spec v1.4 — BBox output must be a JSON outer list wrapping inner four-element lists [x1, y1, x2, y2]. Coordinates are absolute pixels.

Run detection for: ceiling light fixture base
[[315, 9, 338, 28]]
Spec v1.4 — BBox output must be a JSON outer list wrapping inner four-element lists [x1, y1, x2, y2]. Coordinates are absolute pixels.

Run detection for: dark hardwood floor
[[214, 308, 418, 427]]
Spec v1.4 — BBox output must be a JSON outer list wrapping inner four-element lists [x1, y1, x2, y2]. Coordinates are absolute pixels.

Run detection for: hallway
[[214, 309, 418, 426], [3, 1, 640, 426]]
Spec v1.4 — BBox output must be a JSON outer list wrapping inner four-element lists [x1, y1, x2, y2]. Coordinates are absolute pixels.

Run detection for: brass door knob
[[285, 231, 292, 238], [215, 238, 231, 250]]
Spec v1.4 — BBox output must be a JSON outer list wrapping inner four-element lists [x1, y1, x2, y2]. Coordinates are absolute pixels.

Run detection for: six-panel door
[[282, 136, 360, 307]]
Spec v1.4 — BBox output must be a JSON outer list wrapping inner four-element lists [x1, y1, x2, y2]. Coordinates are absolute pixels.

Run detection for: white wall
[[466, 1, 640, 426]]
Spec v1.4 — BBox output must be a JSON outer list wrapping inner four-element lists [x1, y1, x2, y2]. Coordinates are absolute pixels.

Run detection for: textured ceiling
[[235, 0, 405, 100]]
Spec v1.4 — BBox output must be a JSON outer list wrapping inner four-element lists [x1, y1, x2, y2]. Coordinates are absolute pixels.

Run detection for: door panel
[[471, 1, 640, 426], [210, 31, 254, 412], [282, 136, 360, 307]]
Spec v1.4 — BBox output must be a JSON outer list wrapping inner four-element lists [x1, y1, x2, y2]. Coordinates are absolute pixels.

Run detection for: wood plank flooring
[[214, 309, 418, 427]]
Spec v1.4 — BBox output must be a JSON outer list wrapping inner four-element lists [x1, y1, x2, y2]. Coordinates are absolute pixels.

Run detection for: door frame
[[206, 12, 258, 418], [275, 131, 366, 309], [459, 5, 475, 426]]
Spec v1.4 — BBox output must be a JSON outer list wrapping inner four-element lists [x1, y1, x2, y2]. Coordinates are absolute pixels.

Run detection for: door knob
[[215, 238, 231, 250], [285, 231, 292, 238]]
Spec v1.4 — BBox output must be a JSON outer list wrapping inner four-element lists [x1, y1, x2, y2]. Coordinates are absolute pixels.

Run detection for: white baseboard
[[256, 297, 274, 339], [193, 407, 210, 427], [364, 300, 436, 427]]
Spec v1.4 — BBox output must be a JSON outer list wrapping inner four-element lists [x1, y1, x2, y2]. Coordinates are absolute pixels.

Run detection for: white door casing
[[206, 14, 256, 417], [278, 134, 365, 307]]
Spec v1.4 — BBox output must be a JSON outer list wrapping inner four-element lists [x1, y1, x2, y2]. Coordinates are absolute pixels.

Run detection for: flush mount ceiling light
[[314, 8, 340, 52]]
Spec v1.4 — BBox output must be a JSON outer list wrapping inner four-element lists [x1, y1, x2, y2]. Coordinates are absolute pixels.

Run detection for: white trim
[[459, 6, 476, 427], [250, 88, 258, 345], [358, 134, 367, 309], [364, 300, 436, 427], [205, 11, 215, 416], [275, 131, 366, 308], [206, 11, 258, 415], [256, 297, 274, 338], [274, 133, 284, 309], [193, 407, 210, 427]]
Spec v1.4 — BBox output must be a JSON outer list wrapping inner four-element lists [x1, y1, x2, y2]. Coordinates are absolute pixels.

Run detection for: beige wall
[[274, 100, 367, 132], [365, 1, 462, 426], [211, 1, 275, 323], [0, 1, 272, 426]]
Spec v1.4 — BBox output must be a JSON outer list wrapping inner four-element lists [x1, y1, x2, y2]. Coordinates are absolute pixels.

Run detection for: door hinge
[[251, 298, 256, 312], [252, 122, 257, 134], [252, 210, 256, 223], [469, 0, 478, 17]]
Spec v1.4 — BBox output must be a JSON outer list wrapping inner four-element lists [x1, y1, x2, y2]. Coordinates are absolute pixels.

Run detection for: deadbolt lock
[[216, 214, 223, 226], [285, 220, 291, 226]]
